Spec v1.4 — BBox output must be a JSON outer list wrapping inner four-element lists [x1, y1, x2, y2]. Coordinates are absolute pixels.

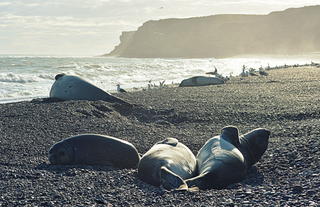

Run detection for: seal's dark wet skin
[[48, 134, 140, 168], [50, 74, 130, 104], [185, 126, 270, 190], [138, 138, 197, 190]]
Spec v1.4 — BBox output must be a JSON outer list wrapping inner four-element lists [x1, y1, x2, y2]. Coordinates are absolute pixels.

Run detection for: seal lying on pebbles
[[48, 134, 140, 169], [186, 126, 270, 190], [138, 138, 197, 190], [179, 76, 225, 87], [50, 73, 129, 104]]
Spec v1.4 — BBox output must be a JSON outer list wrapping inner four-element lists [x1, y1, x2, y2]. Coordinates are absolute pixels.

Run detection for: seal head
[[48, 141, 74, 165], [54, 73, 66, 80], [48, 134, 140, 168], [240, 128, 271, 166]]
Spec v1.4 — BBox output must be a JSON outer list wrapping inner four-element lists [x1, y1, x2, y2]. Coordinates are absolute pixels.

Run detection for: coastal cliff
[[106, 5, 320, 58]]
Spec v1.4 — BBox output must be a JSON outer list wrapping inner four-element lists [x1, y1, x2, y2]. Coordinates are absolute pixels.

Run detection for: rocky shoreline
[[1, 66, 319, 206]]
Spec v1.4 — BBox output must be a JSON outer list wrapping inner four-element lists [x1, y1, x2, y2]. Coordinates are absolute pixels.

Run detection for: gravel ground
[[0, 66, 320, 206]]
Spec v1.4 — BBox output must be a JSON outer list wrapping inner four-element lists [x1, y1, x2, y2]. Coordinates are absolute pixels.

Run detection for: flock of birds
[[240, 65, 269, 77], [116, 62, 320, 93], [205, 65, 269, 81]]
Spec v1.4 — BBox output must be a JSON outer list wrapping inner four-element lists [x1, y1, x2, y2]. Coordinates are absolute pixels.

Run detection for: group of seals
[[50, 74, 129, 104], [48, 126, 270, 191], [47, 73, 270, 190]]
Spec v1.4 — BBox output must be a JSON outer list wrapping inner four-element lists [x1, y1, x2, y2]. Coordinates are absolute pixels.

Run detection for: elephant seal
[[138, 138, 197, 190], [185, 126, 270, 190], [179, 76, 225, 87], [50, 74, 130, 104], [48, 134, 140, 169]]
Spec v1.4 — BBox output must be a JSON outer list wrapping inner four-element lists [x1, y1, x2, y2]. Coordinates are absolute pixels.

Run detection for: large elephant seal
[[185, 126, 270, 190], [50, 74, 129, 104], [138, 138, 197, 190], [48, 134, 140, 169]]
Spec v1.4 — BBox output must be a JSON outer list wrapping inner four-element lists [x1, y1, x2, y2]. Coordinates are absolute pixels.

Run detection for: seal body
[[50, 74, 129, 104], [186, 126, 270, 190], [138, 138, 197, 190], [48, 134, 140, 169], [179, 76, 225, 87], [186, 127, 246, 189]]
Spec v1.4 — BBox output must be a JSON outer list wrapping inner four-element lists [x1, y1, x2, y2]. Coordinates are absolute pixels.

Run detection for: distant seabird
[[117, 84, 127, 93], [240, 68, 249, 77]]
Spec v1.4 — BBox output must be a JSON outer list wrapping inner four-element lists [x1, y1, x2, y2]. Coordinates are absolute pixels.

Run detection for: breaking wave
[[0, 55, 319, 103]]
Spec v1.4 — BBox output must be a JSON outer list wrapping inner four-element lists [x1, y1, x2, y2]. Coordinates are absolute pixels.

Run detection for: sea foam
[[0, 55, 319, 103]]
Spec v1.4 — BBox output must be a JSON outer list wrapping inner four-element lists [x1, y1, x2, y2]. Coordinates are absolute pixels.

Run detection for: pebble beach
[[1, 66, 320, 206]]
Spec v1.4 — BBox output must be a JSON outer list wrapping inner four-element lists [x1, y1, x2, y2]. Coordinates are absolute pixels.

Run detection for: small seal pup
[[48, 134, 140, 169], [138, 138, 197, 190], [50, 74, 129, 104], [186, 126, 270, 190]]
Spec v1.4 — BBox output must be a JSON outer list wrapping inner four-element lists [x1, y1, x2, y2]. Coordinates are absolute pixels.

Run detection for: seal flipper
[[157, 138, 178, 147], [185, 172, 211, 190], [221, 126, 240, 148], [160, 166, 187, 190]]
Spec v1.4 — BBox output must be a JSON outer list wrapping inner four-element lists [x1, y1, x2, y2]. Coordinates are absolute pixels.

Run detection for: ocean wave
[[83, 64, 103, 69], [0, 73, 38, 83], [38, 74, 55, 80], [57, 65, 76, 69]]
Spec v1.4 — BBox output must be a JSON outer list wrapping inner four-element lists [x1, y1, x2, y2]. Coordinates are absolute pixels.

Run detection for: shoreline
[[1, 62, 319, 105]]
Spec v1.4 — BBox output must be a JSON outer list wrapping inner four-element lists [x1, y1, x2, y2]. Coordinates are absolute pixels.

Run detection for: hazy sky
[[0, 0, 319, 56]]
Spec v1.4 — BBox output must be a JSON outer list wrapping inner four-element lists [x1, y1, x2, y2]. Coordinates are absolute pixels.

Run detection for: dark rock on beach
[[1, 66, 320, 206]]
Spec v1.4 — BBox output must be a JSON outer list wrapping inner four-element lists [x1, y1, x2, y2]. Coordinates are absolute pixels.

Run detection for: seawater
[[0, 55, 319, 103]]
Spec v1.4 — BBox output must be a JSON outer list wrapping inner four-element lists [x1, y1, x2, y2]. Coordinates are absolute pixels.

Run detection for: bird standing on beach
[[240, 65, 249, 77], [117, 84, 127, 93]]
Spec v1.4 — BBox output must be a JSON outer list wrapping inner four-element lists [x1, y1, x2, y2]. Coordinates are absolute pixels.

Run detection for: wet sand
[[0, 66, 319, 206]]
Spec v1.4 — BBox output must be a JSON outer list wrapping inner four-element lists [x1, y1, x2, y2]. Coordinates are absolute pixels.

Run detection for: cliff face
[[106, 5, 320, 58]]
